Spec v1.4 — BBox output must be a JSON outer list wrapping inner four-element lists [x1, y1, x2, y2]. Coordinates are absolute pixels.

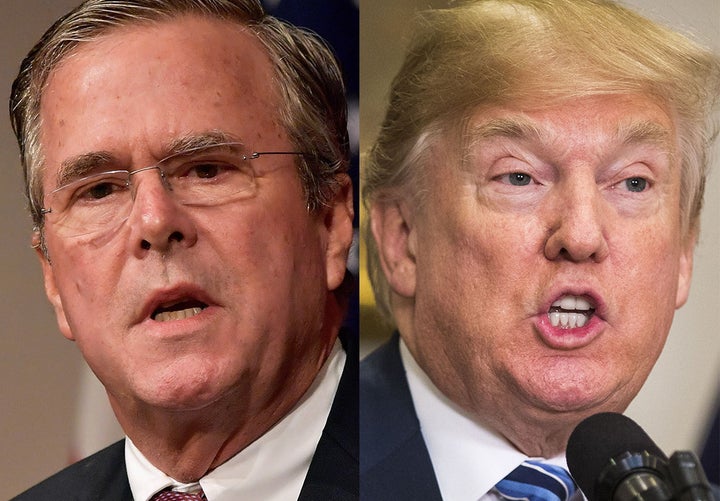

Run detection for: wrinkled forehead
[[463, 94, 676, 147], [426, 92, 678, 157], [37, 14, 285, 186]]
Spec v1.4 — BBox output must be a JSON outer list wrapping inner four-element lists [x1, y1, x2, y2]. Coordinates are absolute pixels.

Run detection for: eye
[[183, 161, 242, 180], [190, 162, 223, 179], [623, 177, 648, 193], [73, 176, 128, 202], [498, 172, 534, 186], [87, 182, 116, 199]]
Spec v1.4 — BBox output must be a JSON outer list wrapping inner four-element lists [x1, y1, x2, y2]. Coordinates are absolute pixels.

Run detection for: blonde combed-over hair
[[363, 0, 720, 323]]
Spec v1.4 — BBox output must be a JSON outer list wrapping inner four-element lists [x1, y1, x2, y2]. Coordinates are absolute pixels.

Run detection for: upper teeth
[[154, 307, 203, 322], [548, 295, 593, 329], [552, 296, 592, 311]]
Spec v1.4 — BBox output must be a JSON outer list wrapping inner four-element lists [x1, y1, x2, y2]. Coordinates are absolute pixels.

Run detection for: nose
[[127, 168, 198, 256], [544, 177, 609, 263]]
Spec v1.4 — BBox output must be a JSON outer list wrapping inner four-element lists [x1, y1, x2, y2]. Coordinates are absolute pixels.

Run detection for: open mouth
[[151, 300, 208, 322], [547, 295, 595, 329]]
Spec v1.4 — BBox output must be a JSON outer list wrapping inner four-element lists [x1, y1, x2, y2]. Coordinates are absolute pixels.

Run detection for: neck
[[496, 414, 577, 458], [109, 373, 315, 481]]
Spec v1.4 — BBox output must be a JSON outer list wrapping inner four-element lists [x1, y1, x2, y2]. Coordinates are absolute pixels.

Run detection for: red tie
[[150, 488, 206, 500]]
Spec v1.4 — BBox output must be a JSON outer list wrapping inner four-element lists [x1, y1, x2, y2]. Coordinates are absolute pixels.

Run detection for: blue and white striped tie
[[495, 460, 577, 501]]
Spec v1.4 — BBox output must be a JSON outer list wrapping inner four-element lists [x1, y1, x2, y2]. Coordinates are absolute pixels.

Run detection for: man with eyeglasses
[[10, 1, 356, 500]]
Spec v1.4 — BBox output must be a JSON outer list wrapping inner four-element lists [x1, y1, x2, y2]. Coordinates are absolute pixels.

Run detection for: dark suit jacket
[[360, 333, 442, 501], [12, 332, 358, 501]]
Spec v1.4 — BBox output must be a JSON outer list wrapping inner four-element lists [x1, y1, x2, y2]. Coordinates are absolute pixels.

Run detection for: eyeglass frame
[[36, 141, 310, 237]]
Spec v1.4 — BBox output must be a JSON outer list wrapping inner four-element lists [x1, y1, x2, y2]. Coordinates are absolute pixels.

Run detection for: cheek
[[613, 227, 682, 306], [412, 209, 541, 364], [418, 205, 542, 302], [216, 203, 324, 296], [596, 232, 682, 377], [48, 242, 115, 309]]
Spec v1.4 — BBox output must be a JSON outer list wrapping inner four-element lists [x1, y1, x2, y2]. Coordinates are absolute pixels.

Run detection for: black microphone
[[567, 412, 671, 501]]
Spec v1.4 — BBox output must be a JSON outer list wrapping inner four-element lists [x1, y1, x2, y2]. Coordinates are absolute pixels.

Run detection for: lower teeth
[[548, 311, 588, 328]]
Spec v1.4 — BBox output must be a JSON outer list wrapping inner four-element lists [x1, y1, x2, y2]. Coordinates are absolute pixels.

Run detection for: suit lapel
[[79, 440, 134, 501], [10, 439, 133, 501], [298, 329, 359, 500], [360, 333, 443, 501]]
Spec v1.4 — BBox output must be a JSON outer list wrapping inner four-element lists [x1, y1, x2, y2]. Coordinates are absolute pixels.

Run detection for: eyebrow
[[460, 117, 546, 168], [55, 130, 244, 189], [56, 151, 115, 189], [163, 130, 244, 159], [466, 117, 545, 145], [615, 120, 673, 148], [464, 116, 674, 157]]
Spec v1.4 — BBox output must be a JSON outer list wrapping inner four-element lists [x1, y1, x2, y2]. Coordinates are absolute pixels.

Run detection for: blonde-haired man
[[361, 0, 720, 499]]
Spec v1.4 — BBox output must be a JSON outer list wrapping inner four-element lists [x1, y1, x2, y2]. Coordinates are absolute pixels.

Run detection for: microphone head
[[567, 412, 668, 501]]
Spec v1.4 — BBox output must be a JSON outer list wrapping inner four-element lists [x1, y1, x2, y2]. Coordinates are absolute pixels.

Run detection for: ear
[[323, 173, 354, 291], [369, 199, 417, 298], [675, 233, 696, 309], [33, 233, 75, 341]]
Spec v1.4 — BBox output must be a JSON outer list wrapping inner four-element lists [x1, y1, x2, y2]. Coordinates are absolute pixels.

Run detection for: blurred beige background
[[0, 0, 718, 499], [1, 2, 91, 499], [360, 0, 720, 469]]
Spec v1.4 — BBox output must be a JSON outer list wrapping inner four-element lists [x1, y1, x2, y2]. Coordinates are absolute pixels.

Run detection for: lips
[[141, 285, 214, 324]]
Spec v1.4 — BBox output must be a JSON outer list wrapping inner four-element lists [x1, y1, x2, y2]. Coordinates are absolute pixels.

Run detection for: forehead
[[454, 94, 678, 161], [39, 14, 284, 175], [474, 94, 673, 138]]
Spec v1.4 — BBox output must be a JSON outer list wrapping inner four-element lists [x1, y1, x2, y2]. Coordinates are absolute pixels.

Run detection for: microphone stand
[[667, 451, 716, 501], [597, 450, 715, 501]]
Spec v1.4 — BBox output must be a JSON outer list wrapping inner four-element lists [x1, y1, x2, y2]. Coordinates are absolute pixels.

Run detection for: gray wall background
[[0, 0, 717, 499]]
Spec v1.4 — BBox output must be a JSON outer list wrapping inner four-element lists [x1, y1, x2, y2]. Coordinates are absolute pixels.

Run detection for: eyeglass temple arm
[[244, 151, 307, 160]]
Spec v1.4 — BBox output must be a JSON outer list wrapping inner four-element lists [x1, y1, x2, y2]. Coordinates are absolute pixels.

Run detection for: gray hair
[[11, 0, 349, 231]]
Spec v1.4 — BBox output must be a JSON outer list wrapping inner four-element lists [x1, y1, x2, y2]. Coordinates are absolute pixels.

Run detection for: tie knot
[[150, 487, 206, 501], [495, 460, 577, 501]]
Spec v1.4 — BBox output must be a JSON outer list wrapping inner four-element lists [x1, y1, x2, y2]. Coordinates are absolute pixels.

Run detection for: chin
[[134, 364, 233, 411], [518, 364, 629, 414], [143, 385, 227, 412], [530, 387, 618, 414]]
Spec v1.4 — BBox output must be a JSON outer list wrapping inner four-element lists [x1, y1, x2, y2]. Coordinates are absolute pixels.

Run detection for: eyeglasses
[[40, 142, 306, 238]]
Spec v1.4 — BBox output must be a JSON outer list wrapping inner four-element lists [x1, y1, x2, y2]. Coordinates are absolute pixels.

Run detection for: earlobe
[[34, 238, 75, 341], [324, 174, 354, 291], [370, 199, 417, 298], [675, 235, 696, 309]]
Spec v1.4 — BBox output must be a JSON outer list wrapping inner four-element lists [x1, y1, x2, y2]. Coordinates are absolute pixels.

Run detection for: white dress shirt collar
[[126, 339, 345, 501], [400, 338, 578, 501]]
